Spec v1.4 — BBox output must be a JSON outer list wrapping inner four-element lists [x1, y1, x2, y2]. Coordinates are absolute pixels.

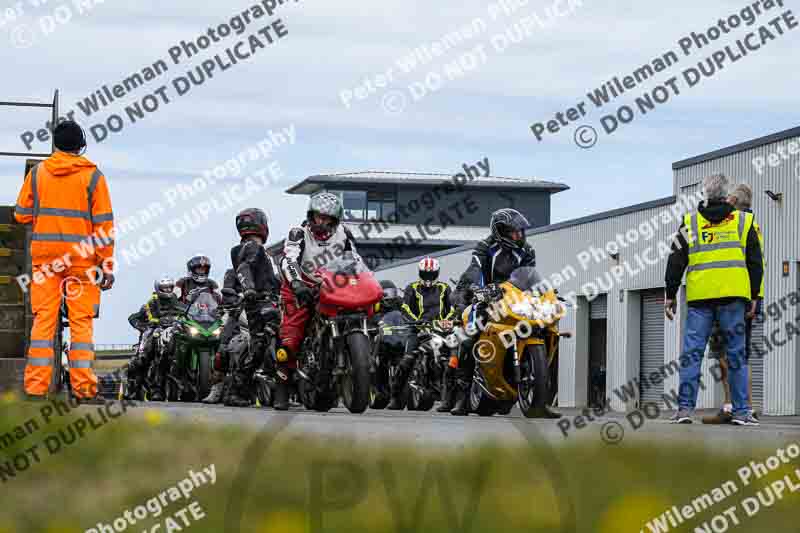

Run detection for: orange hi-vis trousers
[[26, 265, 100, 398]]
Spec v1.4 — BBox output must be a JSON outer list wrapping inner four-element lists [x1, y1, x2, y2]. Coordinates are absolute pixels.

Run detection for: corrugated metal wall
[[674, 133, 800, 415], [377, 131, 799, 415], [640, 290, 665, 405]]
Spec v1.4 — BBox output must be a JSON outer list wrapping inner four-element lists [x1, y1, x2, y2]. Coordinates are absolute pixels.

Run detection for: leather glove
[[243, 288, 258, 303], [291, 280, 314, 307], [99, 272, 115, 291]]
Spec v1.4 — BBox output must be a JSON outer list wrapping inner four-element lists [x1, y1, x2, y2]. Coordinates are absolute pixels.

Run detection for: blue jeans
[[679, 300, 749, 416]]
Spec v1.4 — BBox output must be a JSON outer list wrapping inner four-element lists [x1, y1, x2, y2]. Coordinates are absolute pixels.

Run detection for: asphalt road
[[124, 401, 800, 452]]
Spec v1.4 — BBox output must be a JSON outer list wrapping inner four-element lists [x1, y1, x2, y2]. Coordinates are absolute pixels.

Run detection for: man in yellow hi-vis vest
[[703, 184, 765, 424], [664, 173, 763, 426]]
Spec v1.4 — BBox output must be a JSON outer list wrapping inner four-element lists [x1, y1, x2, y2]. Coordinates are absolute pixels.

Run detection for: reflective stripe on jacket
[[684, 210, 753, 302], [401, 281, 454, 321], [14, 152, 115, 268]]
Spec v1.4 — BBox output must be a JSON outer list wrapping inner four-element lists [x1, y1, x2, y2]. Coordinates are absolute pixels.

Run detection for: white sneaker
[[731, 413, 760, 427], [670, 409, 693, 424]]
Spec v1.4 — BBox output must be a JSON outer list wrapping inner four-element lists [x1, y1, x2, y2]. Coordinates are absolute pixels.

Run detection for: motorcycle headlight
[[189, 326, 199, 336], [510, 302, 534, 319], [212, 327, 221, 336], [445, 334, 459, 348]]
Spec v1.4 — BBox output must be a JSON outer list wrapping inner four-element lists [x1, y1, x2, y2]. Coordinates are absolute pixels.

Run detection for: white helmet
[[418, 257, 440, 287]]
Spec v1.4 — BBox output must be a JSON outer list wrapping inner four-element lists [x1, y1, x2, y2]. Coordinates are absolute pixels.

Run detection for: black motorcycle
[[370, 313, 457, 411], [406, 319, 458, 411]]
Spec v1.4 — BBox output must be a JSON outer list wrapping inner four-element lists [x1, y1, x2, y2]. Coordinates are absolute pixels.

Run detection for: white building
[[375, 126, 800, 415]]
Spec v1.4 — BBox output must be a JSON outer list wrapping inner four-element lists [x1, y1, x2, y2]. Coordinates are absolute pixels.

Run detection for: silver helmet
[[154, 276, 175, 299], [307, 192, 344, 241]]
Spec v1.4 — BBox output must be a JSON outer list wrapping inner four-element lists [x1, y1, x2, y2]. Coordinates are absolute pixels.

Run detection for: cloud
[[1, 0, 798, 340]]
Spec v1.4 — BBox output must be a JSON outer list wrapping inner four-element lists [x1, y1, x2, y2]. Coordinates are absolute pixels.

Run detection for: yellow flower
[[599, 493, 671, 533], [257, 510, 306, 533], [1, 391, 18, 405], [144, 409, 165, 426]]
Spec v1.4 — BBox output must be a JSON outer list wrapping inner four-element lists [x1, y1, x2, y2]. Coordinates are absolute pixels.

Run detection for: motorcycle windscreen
[[379, 310, 413, 350], [508, 266, 549, 293], [316, 252, 383, 309], [186, 292, 220, 327]]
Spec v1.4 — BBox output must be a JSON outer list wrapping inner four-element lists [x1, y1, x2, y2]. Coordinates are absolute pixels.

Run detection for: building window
[[339, 191, 366, 221], [325, 190, 396, 221], [369, 191, 396, 221]]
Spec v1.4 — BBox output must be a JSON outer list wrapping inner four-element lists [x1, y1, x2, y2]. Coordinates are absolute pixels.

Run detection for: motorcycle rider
[[378, 280, 404, 315], [176, 255, 221, 304], [124, 277, 183, 401], [391, 257, 455, 411], [223, 208, 282, 407], [451, 208, 557, 417], [276, 192, 361, 410]]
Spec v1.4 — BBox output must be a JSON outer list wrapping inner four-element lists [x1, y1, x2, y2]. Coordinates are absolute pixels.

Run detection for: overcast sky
[[1, 0, 798, 342]]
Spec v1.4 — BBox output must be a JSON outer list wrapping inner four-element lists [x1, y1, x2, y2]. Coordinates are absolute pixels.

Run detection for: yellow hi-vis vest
[[684, 210, 753, 302]]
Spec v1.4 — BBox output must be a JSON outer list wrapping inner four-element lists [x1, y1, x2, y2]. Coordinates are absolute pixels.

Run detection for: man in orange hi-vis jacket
[[14, 120, 115, 400]]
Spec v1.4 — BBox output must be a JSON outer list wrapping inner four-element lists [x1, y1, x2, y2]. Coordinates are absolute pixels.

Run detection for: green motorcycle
[[166, 291, 223, 401]]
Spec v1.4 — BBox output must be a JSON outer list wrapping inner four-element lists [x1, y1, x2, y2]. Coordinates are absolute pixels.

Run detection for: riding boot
[[450, 379, 471, 416], [273, 361, 290, 411], [202, 371, 226, 404], [224, 365, 254, 407], [124, 359, 142, 400], [150, 358, 168, 402], [436, 368, 456, 412], [389, 354, 415, 410]]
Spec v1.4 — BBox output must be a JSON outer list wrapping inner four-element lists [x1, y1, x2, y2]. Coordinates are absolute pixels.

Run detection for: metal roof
[[672, 125, 800, 170], [375, 195, 678, 271], [286, 171, 570, 195]]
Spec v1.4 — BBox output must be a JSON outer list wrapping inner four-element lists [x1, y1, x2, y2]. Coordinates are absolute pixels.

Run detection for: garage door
[[590, 294, 607, 319], [750, 315, 765, 412], [640, 290, 665, 405]]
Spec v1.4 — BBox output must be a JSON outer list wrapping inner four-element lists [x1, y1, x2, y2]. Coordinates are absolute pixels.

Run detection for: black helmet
[[490, 209, 530, 250], [187, 254, 211, 283], [154, 276, 175, 299], [236, 208, 269, 241], [379, 280, 402, 311], [306, 192, 343, 241], [53, 120, 87, 153]]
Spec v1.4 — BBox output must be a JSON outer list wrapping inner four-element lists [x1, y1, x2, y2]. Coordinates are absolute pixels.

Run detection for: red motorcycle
[[296, 252, 383, 413]]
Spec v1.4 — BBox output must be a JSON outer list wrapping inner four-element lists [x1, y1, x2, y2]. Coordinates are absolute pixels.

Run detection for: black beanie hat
[[53, 121, 86, 152]]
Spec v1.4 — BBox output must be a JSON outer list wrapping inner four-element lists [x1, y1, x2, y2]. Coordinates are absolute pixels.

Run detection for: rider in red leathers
[[275, 192, 360, 410]]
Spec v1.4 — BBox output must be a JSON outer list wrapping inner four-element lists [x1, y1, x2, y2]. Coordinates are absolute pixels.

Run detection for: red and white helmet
[[418, 257, 440, 286]]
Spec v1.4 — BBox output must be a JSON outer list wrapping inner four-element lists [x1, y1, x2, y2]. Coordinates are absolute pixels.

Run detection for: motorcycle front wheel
[[518, 344, 550, 418], [469, 380, 497, 417], [340, 332, 371, 414], [406, 364, 434, 411], [197, 348, 212, 400]]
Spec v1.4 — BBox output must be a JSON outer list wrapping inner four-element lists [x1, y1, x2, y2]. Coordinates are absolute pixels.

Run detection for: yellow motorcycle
[[462, 267, 566, 417]]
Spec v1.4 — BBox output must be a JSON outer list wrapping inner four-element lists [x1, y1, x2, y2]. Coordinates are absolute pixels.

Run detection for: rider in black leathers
[[125, 278, 183, 401], [389, 257, 455, 410], [451, 208, 536, 416], [223, 208, 282, 407], [176, 254, 222, 305]]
